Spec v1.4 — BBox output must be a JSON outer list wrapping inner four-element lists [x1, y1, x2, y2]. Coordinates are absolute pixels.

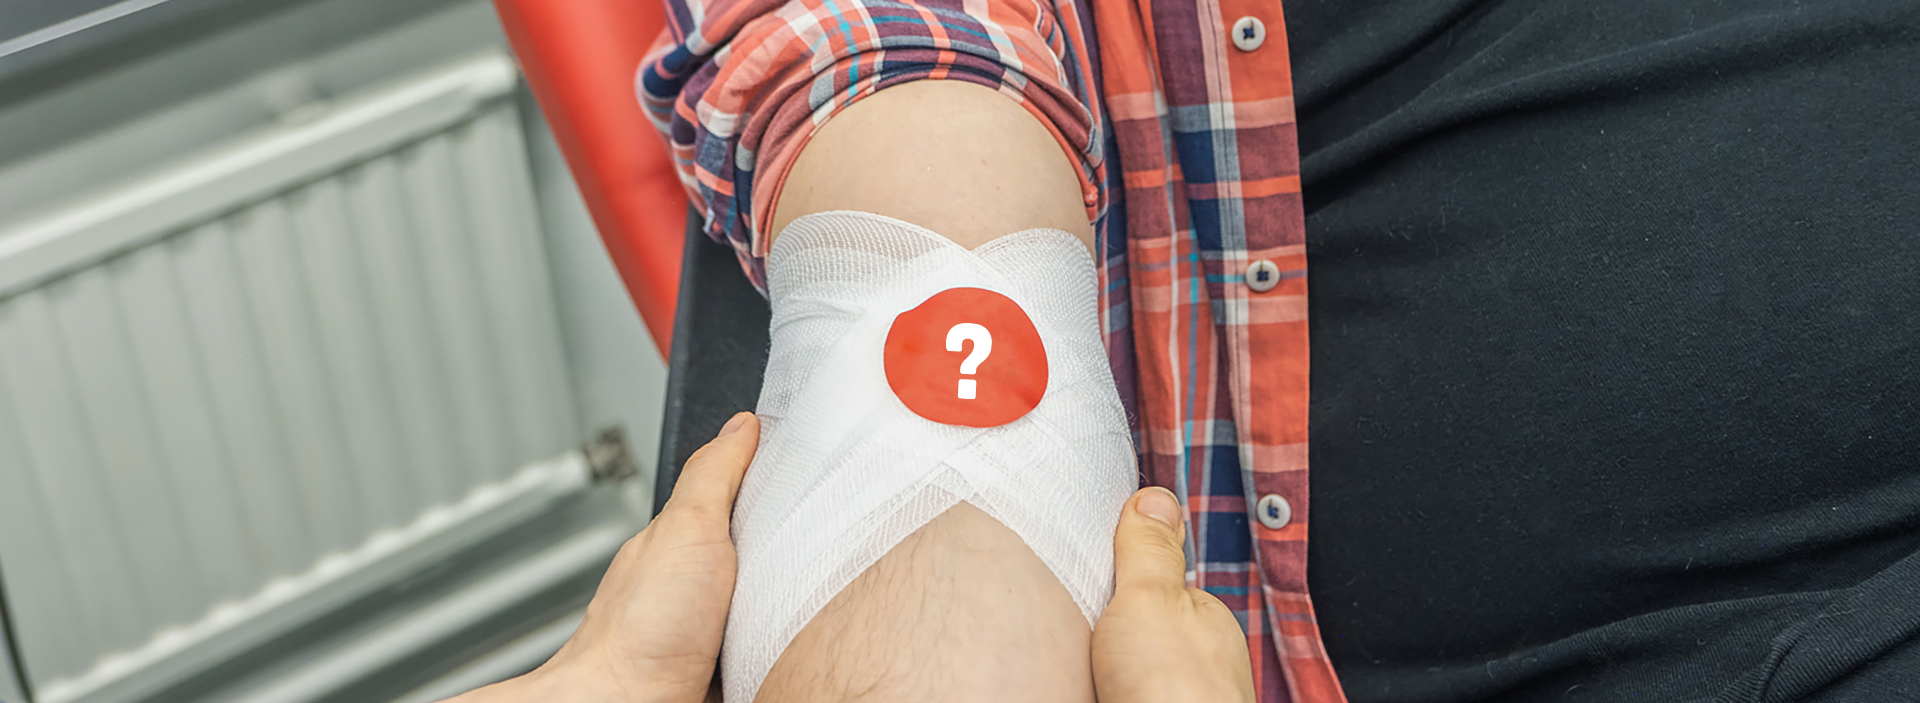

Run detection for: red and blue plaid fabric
[[640, 0, 1345, 697], [638, 0, 1107, 291]]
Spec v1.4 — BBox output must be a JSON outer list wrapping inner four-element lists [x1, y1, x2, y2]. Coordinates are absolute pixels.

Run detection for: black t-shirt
[[1289, 1, 1920, 700]]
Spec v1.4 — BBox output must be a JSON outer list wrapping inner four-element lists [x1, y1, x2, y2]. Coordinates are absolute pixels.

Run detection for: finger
[[661, 412, 761, 523], [1187, 588, 1243, 632], [1112, 487, 1189, 597]]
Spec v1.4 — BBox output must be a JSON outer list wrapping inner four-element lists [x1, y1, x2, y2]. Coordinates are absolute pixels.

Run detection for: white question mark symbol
[[945, 323, 993, 399]]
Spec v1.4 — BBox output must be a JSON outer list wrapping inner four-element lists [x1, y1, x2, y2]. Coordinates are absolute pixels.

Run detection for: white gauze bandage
[[722, 211, 1136, 701]]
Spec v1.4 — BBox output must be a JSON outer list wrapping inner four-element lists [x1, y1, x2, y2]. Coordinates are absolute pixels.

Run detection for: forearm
[[758, 503, 1095, 702]]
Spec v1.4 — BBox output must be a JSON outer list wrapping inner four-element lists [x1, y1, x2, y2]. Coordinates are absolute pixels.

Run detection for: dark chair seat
[[653, 213, 771, 513]]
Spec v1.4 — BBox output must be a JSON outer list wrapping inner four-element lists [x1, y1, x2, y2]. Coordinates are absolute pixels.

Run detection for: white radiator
[[0, 53, 585, 701]]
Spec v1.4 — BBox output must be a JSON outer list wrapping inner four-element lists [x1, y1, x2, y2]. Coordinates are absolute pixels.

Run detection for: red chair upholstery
[[494, 0, 687, 353]]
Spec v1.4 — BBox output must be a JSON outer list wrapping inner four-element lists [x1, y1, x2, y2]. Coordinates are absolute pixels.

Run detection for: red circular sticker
[[883, 288, 1047, 428]]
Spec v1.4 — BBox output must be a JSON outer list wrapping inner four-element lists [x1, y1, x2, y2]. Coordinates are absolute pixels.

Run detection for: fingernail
[[718, 412, 751, 437], [1135, 487, 1180, 527]]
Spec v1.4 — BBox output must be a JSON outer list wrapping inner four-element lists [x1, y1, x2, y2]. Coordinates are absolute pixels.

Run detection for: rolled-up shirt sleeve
[[639, 0, 1107, 290]]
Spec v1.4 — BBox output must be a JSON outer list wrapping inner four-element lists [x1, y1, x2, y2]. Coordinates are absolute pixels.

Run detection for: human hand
[[451, 412, 759, 703], [1091, 487, 1257, 703]]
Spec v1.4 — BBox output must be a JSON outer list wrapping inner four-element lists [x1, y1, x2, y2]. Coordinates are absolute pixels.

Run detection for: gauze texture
[[723, 211, 1136, 702]]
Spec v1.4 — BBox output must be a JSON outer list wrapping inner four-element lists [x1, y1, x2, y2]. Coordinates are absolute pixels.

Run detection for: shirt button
[[1245, 259, 1281, 292], [1232, 16, 1266, 52], [1256, 493, 1292, 530]]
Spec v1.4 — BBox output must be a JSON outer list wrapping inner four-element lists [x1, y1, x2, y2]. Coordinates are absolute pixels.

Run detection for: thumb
[[1112, 487, 1189, 597], [660, 412, 760, 525]]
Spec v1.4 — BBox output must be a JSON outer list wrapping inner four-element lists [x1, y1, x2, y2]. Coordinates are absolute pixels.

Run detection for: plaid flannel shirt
[[640, 0, 1345, 697]]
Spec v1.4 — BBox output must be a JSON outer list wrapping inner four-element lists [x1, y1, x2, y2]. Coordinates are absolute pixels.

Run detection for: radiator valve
[[584, 426, 639, 483]]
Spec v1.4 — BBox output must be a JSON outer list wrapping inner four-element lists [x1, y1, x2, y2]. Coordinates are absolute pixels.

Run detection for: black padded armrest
[[653, 212, 771, 515]]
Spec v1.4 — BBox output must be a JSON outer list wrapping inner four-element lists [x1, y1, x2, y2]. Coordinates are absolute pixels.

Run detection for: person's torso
[[1286, 1, 1920, 700]]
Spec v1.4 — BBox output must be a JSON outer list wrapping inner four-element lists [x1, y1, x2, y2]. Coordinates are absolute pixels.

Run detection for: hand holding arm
[[1093, 487, 1258, 703], [449, 412, 760, 703]]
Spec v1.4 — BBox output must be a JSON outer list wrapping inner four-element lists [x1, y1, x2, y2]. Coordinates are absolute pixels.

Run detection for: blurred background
[[0, 0, 678, 700]]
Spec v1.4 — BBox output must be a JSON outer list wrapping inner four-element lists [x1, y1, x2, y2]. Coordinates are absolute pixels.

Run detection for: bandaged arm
[[731, 82, 1128, 703]]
